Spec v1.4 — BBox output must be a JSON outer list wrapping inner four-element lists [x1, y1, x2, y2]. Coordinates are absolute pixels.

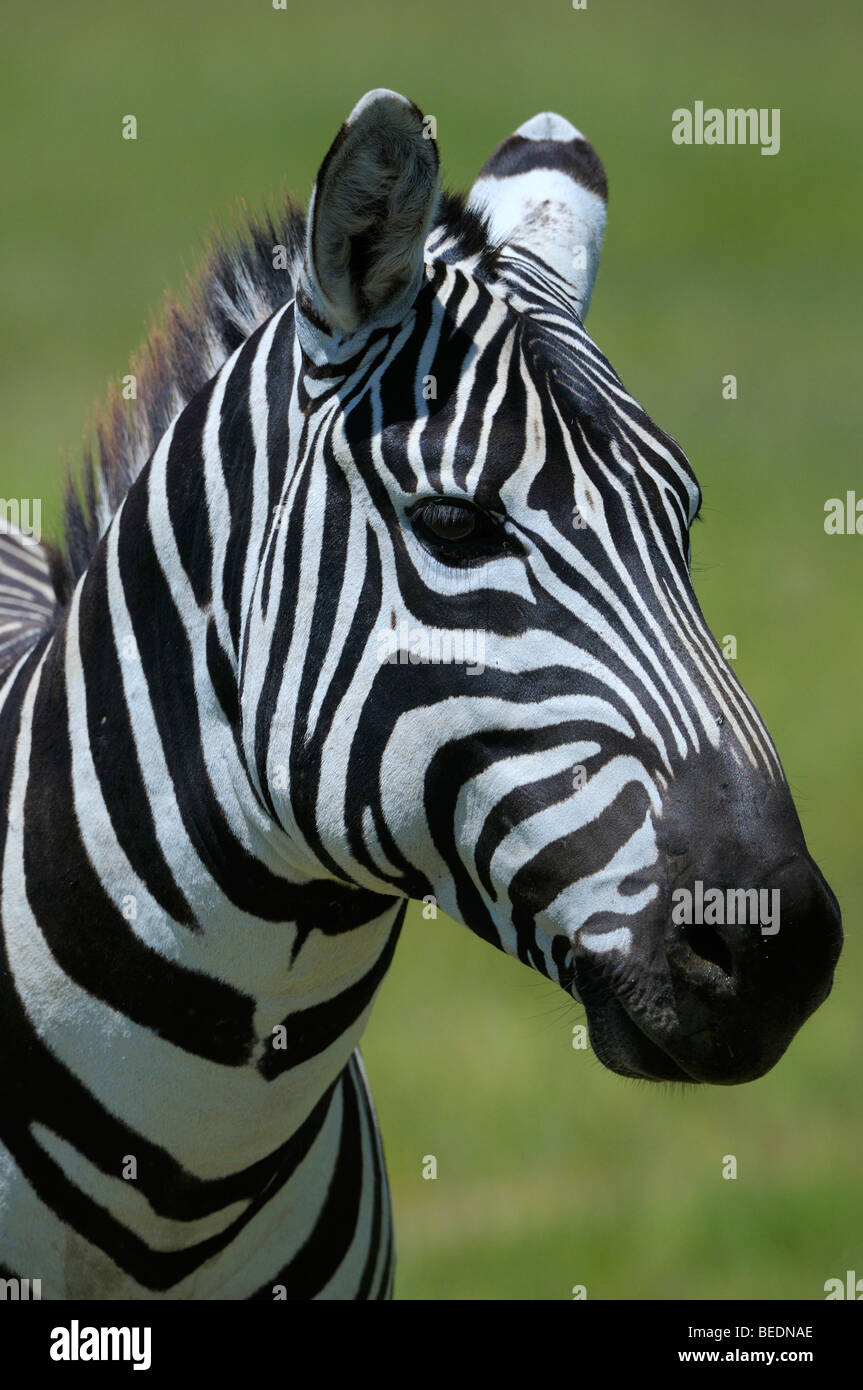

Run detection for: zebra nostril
[[683, 922, 734, 976]]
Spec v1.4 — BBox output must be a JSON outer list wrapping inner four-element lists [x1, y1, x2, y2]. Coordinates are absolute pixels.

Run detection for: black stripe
[[259, 906, 404, 1079], [166, 381, 215, 610], [81, 543, 196, 928], [23, 614, 256, 1065], [479, 132, 608, 199], [249, 1060, 364, 1299]]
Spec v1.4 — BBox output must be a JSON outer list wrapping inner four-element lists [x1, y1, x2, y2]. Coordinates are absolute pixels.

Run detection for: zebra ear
[[467, 113, 608, 319], [296, 89, 440, 363]]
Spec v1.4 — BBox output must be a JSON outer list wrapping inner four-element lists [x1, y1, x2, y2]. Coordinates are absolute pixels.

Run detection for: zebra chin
[[571, 972, 839, 1087], [571, 981, 804, 1086]]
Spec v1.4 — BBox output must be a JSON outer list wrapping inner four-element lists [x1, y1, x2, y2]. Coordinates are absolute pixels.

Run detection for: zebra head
[[250, 90, 841, 1085]]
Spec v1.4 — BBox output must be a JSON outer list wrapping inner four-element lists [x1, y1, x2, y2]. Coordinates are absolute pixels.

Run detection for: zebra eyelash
[[406, 495, 523, 567]]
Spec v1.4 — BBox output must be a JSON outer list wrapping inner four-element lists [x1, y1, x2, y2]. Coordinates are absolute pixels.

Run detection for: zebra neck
[[2, 610, 404, 1287], [3, 465, 404, 1137]]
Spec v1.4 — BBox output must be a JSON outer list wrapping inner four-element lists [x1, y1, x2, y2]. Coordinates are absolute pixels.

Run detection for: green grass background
[[1, 0, 859, 1300]]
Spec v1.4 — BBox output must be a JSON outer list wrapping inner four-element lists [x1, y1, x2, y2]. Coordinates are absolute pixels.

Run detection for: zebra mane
[[47, 189, 497, 610]]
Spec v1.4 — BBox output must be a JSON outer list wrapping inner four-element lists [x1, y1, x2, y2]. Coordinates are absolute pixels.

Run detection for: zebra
[[0, 89, 842, 1300]]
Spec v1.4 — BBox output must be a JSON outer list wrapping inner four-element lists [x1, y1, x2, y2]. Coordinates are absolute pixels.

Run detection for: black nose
[[646, 747, 843, 1081], [669, 852, 842, 1020]]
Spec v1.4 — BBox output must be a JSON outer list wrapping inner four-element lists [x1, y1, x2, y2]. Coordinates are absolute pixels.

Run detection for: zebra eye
[[409, 496, 518, 566], [418, 500, 477, 541]]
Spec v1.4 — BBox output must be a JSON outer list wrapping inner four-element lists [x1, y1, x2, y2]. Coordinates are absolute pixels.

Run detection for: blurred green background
[[1, 0, 859, 1300]]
